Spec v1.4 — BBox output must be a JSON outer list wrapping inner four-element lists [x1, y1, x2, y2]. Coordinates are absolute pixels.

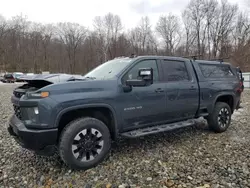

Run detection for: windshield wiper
[[68, 78, 86, 81]]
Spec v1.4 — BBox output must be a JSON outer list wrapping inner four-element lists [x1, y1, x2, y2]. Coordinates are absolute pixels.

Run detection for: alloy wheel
[[71, 128, 104, 161]]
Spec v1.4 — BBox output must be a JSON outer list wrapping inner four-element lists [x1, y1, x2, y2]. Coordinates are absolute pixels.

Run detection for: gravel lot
[[0, 84, 250, 188]]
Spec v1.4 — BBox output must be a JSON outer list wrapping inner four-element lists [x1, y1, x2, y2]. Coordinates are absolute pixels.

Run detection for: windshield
[[84, 58, 133, 79], [14, 73, 23, 77]]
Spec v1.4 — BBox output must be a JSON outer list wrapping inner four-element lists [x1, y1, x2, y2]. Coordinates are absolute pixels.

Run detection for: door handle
[[155, 88, 164, 93]]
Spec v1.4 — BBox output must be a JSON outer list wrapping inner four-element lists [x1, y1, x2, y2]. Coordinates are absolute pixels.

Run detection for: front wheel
[[59, 117, 111, 170], [207, 102, 232, 133]]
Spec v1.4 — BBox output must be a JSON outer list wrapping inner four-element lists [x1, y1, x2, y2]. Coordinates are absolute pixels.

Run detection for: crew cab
[[8, 55, 243, 170]]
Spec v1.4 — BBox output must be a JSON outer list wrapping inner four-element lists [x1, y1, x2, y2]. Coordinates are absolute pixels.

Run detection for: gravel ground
[[0, 84, 250, 188]]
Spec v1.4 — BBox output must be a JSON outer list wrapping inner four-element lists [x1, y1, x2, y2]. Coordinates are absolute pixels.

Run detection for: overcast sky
[[0, 0, 248, 29]]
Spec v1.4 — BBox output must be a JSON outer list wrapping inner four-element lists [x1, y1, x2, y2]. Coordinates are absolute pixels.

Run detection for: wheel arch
[[55, 103, 119, 140], [213, 93, 235, 113]]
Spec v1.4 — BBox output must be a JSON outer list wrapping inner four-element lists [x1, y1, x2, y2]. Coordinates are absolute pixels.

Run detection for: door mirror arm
[[122, 85, 132, 92]]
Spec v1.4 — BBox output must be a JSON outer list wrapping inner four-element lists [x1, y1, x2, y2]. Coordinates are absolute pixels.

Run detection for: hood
[[13, 73, 94, 99], [20, 73, 85, 83], [39, 78, 118, 97], [17, 73, 87, 89], [19, 73, 86, 86]]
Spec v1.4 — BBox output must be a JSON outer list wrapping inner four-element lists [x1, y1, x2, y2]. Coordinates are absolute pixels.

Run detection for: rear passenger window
[[199, 64, 234, 78], [162, 60, 190, 82]]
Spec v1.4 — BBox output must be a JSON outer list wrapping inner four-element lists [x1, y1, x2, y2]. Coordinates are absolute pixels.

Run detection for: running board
[[121, 120, 195, 138], [199, 113, 209, 117]]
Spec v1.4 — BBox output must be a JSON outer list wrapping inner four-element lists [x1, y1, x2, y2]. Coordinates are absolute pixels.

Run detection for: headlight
[[27, 91, 49, 98]]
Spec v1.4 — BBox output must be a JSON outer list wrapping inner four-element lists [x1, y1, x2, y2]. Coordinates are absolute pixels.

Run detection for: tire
[[207, 102, 232, 133], [59, 117, 111, 170]]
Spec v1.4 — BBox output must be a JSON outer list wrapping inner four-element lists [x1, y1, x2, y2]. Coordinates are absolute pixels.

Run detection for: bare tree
[[203, 0, 218, 59], [93, 13, 122, 61], [233, 12, 250, 49], [209, 0, 238, 58], [149, 32, 158, 54], [0, 15, 8, 72], [128, 16, 153, 55], [29, 23, 44, 72], [41, 24, 54, 71], [156, 14, 181, 55], [0, 0, 250, 74], [8, 14, 30, 71], [219, 0, 238, 57], [182, 10, 195, 55], [57, 22, 87, 73], [128, 28, 140, 54], [137, 16, 152, 54], [185, 0, 207, 57]]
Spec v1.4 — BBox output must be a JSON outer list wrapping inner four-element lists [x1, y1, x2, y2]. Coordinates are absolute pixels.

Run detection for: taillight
[[237, 81, 243, 93]]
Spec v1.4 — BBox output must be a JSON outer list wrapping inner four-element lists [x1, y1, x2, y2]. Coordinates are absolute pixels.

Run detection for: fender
[[212, 92, 236, 111], [55, 103, 119, 139]]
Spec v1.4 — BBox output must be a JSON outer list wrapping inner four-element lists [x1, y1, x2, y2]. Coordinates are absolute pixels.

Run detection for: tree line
[[0, 0, 250, 74]]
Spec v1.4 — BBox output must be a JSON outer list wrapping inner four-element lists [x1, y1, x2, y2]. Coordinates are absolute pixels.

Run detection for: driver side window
[[122, 59, 159, 83]]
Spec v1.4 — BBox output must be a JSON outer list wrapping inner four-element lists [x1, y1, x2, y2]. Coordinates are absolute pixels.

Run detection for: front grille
[[13, 90, 25, 98], [13, 105, 22, 119]]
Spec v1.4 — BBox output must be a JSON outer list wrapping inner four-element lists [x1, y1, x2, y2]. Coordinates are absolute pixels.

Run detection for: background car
[[13, 72, 24, 82], [2, 73, 15, 83], [0, 76, 4, 82], [26, 73, 34, 76]]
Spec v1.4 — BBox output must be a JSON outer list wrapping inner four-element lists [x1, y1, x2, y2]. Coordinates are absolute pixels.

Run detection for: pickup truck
[[8, 55, 243, 170]]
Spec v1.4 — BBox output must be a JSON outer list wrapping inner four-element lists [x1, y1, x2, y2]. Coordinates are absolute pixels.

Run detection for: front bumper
[[8, 115, 58, 152]]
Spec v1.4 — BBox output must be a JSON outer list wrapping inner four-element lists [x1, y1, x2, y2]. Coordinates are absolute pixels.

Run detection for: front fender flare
[[55, 103, 119, 139]]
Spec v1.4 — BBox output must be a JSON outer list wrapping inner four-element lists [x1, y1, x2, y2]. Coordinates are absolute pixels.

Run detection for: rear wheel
[[59, 117, 111, 170], [207, 102, 232, 133]]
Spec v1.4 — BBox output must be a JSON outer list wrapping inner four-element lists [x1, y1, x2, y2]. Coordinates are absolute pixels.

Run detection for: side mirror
[[126, 68, 153, 87], [139, 68, 153, 81]]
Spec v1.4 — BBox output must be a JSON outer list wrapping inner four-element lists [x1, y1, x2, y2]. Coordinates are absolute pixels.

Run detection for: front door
[[120, 59, 167, 131]]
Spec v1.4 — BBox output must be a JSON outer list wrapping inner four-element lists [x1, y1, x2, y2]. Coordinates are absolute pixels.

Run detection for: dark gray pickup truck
[[8, 55, 243, 169]]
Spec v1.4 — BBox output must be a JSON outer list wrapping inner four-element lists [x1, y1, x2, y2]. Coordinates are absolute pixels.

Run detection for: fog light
[[34, 107, 39, 115]]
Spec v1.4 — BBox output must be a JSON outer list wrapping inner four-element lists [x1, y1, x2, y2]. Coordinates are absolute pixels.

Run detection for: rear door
[[159, 59, 199, 122]]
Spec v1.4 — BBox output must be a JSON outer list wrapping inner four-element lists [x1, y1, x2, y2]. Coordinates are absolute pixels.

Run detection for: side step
[[199, 113, 209, 117], [121, 120, 195, 138]]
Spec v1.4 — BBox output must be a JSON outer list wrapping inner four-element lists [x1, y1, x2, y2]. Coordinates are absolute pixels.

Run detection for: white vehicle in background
[[26, 73, 35, 76], [17, 73, 35, 81], [13, 72, 24, 82], [42, 71, 50, 75]]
